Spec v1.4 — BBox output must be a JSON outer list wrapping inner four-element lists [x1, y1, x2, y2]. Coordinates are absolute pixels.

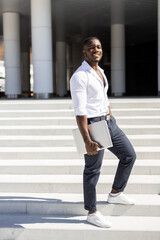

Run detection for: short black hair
[[82, 36, 101, 48]]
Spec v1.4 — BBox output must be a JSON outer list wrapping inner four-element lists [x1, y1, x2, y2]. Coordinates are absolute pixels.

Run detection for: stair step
[[0, 98, 160, 109], [101, 108, 160, 117], [116, 116, 160, 125], [0, 215, 159, 240], [0, 125, 160, 135], [0, 135, 159, 147], [0, 108, 160, 117], [0, 116, 159, 125], [0, 147, 159, 159], [0, 175, 159, 194], [0, 159, 159, 175], [0, 102, 73, 110], [109, 100, 160, 108], [0, 193, 159, 216]]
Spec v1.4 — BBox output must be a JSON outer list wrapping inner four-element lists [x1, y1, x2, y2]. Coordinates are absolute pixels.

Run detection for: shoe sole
[[107, 200, 135, 205], [87, 219, 112, 228]]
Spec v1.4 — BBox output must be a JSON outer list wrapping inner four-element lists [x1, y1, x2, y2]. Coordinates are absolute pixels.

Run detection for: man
[[70, 36, 136, 228]]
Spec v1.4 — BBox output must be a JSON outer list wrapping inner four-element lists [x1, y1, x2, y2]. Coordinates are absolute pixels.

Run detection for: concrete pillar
[[55, 0, 67, 97], [56, 41, 67, 96], [3, 12, 21, 98], [31, 0, 53, 99], [21, 16, 30, 98], [158, 0, 160, 95], [111, 0, 125, 96], [66, 43, 71, 91], [0, 36, 5, 94]]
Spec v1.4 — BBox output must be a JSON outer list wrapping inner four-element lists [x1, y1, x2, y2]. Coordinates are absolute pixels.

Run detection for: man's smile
[[92, 53, 101, 57]]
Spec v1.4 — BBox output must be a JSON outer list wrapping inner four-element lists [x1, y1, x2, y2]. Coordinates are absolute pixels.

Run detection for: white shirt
[[70, 60, 110, 118]]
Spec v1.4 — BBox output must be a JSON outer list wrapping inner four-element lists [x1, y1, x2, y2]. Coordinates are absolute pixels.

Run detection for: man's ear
[[82, 49, 86, 56]]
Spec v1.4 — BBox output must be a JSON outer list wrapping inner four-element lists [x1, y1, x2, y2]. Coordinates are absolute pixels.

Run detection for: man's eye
[[88, 47, 94, 50], [88, 46, 101, 50]]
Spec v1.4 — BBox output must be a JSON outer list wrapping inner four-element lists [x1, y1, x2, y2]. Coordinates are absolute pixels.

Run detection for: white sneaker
[[107, 192, 136, 205], [87, 211, 112, 228]]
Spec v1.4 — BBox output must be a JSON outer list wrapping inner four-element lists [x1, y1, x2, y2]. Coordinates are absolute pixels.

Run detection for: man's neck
[[86, 60, 99, 71], [92, 64, 99, 72]]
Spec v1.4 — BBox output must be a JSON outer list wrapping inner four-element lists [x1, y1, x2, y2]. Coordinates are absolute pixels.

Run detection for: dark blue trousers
[[83, 116, 136, 211]]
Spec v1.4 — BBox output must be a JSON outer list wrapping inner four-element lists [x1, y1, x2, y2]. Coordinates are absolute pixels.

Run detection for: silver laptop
[[72, 120, 113, 154]]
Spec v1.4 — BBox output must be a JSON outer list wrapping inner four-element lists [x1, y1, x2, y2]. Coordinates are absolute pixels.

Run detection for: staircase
[[0, 98, 160, 240]]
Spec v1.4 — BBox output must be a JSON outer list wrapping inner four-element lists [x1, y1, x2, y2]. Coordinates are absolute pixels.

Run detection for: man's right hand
[[76, 115, 103, 155], [85, 140, 102, 155]]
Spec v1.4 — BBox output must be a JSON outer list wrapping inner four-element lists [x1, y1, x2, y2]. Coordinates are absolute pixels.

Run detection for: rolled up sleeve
[[70, 73, 87, 116]]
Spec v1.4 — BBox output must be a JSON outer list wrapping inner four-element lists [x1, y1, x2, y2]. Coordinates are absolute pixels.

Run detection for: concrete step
[[0, 125, 160, 135], [128, 135, 160, 146], [0, 174, 159, 194], [0, 193, 159, 217], [0, 135, 159, 147], [122, 125, 160, 134], [0, 108, 160, 117], [0, 98, 159, 109], [0, 99, 73, 110], [109, 99, 160, 108], [0, 159, 159, 175], [0, 214, 160, 240], [0, 109, 75, 117], [0, 116, 159, 125], [116, 116, 160, 125], [0, 147, 159, 159]]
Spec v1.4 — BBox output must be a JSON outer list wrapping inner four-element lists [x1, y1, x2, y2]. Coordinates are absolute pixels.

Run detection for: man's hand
[[76, 115, 103, 155], [85, 139, 103, 155], [108, 106, 112, 116]]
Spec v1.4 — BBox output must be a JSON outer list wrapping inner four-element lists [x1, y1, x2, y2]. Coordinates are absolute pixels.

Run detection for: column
[[3, 12, 21, 98], [55, 0, 67, 97], [31, 0, 53, 99], [56, 41, 67, 96], [21, 16, 30, 98], [111, 0, 125, 96], [158, 0, 160, 95]]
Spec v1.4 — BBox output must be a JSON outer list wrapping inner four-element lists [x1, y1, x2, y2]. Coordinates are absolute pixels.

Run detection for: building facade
[[0, 0, 159, 98]]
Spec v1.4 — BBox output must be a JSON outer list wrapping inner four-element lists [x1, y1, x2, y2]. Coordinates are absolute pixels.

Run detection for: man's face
[[83, 39, 103, 64]]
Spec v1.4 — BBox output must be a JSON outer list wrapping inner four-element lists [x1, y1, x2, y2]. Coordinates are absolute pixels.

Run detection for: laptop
[[72, 120, 113, 154]]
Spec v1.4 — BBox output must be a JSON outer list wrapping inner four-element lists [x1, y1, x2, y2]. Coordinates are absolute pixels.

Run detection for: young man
[[70, 37, 136, 228]]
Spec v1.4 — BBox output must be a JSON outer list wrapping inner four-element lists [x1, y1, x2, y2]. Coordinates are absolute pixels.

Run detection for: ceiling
[[0, 0, 158, 47]]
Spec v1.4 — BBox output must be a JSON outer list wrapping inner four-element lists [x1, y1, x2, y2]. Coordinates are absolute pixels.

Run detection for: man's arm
[[70, 74, 102, 155], [76, 115, 101, 155], [108, 106, 112, 116]]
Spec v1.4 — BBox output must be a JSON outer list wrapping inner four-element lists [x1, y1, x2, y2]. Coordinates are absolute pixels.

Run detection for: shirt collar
[[82, 60, 104, 73], [82, 60, 107, 86]]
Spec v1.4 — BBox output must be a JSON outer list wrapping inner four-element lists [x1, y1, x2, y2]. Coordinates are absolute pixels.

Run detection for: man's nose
[[93, 46, 99, 52]]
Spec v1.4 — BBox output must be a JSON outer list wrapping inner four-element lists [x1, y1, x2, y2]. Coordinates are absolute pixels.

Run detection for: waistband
[[88, 114, 110, 124]]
